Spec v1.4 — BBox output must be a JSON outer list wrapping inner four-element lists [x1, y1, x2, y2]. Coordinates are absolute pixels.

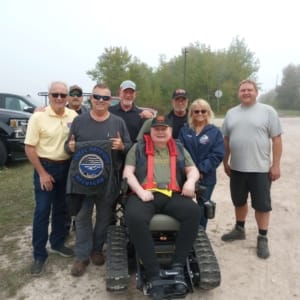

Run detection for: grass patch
[[0, 160, 34, 298], [0, 266, 32, 299], [0, 161, 76, 298], [0, 161, 34, 238], [277, 109, 300, 117]]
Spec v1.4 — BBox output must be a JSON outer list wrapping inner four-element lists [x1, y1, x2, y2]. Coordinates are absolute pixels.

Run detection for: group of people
[[24, 79, 282, 300]]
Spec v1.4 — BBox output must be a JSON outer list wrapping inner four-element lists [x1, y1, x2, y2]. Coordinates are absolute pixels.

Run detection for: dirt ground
[[11, 118, 300, 300]]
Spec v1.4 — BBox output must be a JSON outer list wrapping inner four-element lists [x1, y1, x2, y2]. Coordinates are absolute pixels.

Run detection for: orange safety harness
[[141, 135, 181, 192]]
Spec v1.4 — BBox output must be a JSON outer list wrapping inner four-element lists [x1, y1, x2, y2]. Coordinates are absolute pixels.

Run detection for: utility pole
[[183, 48, 188, 89]]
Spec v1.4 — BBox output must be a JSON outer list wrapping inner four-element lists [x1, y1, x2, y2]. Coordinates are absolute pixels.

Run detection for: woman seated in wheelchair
[[123, 115, 201, 300]]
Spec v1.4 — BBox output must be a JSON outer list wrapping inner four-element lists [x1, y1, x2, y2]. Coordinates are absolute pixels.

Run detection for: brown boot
[[90, 251, 105, 266], [71, 259, 90, 277]]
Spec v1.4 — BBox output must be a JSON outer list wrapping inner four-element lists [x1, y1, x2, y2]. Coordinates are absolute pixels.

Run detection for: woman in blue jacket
[[178, 99, 225, 230]]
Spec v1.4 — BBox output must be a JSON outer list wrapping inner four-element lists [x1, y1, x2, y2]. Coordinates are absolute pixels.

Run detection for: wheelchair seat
[[149, 214, 180, 231]]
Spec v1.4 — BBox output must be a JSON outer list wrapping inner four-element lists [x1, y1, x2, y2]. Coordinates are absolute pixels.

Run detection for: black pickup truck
[[0, 108, 32, 166], [0, 93, 38, 166]]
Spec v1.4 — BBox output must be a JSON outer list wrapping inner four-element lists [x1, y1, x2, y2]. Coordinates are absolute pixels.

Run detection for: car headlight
[[9, 119, 28, 138]]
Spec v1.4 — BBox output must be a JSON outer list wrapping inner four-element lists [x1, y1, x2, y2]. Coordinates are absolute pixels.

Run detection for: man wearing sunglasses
[[67, 85, 88, 115], [65, 83, 131, 277], [25, 81, 78, 276], [109, 80, 153, 142]]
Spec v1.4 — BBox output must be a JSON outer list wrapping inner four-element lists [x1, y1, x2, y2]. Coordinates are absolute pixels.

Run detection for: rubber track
[[193, 227, 221, 289], [106, 225, 129, 291]]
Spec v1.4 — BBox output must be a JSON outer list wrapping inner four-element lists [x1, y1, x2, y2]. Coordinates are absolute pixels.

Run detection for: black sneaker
[[31, 259, 47, 276], [49, 245, 74, 257]]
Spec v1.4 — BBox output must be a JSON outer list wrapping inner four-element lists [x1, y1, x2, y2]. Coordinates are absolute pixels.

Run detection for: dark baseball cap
[[69, 85, 82, 92], [151, 115, 172, 128], [172, 89, 188, 99]]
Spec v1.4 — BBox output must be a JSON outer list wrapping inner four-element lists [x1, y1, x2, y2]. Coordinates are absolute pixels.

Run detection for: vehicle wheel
[[193, 226, 221, 289], [0, 140, 8, 167], [106, 225, 129, 291]]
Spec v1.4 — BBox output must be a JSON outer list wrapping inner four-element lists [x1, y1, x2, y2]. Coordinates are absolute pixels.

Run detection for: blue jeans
[[198, 183, 215, 230], [74, 195, 113, 261], [32, 160, 70, 261]]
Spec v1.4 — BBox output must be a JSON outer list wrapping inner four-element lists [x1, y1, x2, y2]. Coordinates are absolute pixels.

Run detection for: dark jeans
[[125, 192, 201, 279], [32, 160, 70, 261], [198, 183, 215, 230]]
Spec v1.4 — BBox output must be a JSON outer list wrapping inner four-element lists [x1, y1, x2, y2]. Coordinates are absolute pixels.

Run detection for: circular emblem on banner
[[72, 143, 112, 188], [78, 153, 104, 179]]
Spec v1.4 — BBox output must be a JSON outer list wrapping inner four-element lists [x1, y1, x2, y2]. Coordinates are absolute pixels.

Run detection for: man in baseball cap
[[136, 88, 189, 141], [67, 84, 88, 114], [109, 80, 152, 142]]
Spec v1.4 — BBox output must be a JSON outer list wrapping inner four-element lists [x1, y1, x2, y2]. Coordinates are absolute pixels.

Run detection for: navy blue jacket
[[178, 124, 225, 185]]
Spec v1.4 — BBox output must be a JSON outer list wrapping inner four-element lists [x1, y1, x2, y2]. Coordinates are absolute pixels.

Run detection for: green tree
[[220, 37, 260, 109], [276, 64, 300, 110], [87, 46, 132, 95], [258, 89, 277, 106], [86, 37, 260, 113]]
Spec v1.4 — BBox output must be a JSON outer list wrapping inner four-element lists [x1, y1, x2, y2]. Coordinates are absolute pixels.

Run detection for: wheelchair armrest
[[195, 183, 207, 204], [195, 182, 207, 194]]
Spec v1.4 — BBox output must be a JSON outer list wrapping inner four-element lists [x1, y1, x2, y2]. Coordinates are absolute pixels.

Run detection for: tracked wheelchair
[[105, 179, 221, 298]]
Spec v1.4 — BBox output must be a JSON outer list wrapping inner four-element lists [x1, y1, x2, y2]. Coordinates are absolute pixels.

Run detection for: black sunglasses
[[51, 93, 68, 99], [69, 91, 82, 97], [193, 109, 207, 114], [92, 94, 111, 101]]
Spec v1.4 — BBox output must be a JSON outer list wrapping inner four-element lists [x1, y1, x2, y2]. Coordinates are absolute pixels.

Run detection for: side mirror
[[23, 106, 35, 113]]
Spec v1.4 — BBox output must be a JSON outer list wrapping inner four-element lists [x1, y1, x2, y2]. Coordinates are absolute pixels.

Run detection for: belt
[[39, 157, 69, 164]]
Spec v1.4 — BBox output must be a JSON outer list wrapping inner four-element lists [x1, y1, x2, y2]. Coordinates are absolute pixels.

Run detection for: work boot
[[71, 259, 90, 277], [90, 251, 105, 266], [171, 263, 187, 294], [31, 259, 47, 276], [221, 225, 246, 241], [257, 235, 270, 259]]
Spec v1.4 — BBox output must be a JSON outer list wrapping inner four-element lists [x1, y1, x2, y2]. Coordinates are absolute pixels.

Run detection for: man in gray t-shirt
[[221, 79, 283, 259], [65, 83, 131, 277]]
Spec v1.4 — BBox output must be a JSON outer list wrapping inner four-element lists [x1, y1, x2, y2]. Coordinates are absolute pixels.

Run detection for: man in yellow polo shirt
[[25, 81, 78, 276]]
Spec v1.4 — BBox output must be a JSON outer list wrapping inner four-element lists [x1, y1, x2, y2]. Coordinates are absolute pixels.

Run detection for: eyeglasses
[[92, 94, 111, 101], [69, 91, 82, 97], [50, 93, 68, 99], [193, 109, 207, 114]]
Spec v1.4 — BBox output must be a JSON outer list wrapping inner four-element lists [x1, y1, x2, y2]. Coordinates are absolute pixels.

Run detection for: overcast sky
[[1, 0, 299, 102]]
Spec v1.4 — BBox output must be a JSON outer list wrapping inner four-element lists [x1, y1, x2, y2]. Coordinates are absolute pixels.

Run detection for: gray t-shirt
[[222, 102, 282, 172]]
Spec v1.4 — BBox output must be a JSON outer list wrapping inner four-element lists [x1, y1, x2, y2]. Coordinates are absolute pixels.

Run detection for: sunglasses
[[92, 94, 111, 101], [69, 91, 82, 97], [50, 93, 68, 99], [193, 109, 207, 114]]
